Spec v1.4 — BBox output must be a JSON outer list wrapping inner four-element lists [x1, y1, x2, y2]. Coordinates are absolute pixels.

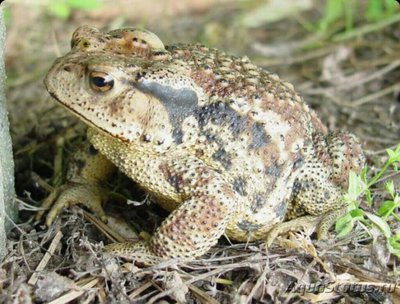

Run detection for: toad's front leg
[[36, 141, 116, 226], [105, 158, 240, 263]]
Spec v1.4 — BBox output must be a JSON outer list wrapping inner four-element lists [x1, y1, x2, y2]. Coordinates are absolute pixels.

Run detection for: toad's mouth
[[46, 89, 122, 142]]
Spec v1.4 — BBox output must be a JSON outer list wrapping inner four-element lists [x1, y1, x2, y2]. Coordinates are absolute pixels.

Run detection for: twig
[[332, 14, 400, 42], [81, 209, 126, 243], [335, 60, 400, 91], [128, 281, 153, 300], [351, 83, 400, 107], [245, 261, 269, 303], [28, 230, 63, 286], [189, 284, 221, 304], [47, 277, 100, 304]]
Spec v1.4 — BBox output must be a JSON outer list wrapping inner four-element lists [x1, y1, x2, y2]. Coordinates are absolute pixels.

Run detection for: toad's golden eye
[[89, 71, 114, 92]]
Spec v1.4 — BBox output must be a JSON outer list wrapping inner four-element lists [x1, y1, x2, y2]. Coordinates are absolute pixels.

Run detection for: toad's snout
[[44, 57, 84, 97]]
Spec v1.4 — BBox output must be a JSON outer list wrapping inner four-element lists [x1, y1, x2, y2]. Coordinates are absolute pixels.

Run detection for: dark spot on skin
[[264, 161, 283, 178], [153, 51, 167, 56], [237, 220, 263, 232], [141, 134, 152, 142], [160, 164, 184, 193], [324, 191, 331, 200], [172, 129, 184, 144], [166, 173, 184, 192], [134, 81, 198, 144], [232, 176, 247, 196], [212, 146, 232, 169], [273, 200, 289, 219], [194, 101, 248, 135], [203, 130, 218, 142], [88, 145, 99, 155], [75, 159, 86, 175], [250, 193, 264, 213], [249, 122, 269, 149], [195, 149, 204, 158], [293, 156, 304, 170]]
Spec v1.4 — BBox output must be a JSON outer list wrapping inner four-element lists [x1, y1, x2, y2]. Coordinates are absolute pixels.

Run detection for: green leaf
[[365, 188, 373, 205], [319, 0, 345, 32], [343, 0, 355, 31], [365, 211, 392, 238], [349, 208, 364, 218], [346, 170, 364, 203], [67, 0, 101, 10], [384, 0, 399, 15], [366, 0, 384, 21], [360, 165, 368, 183], [49, 1, 71, 19], [387, 144, 400, 163], [387, 148, 395, 159], [377, 200, 396, 218], [385, 180, 395, 198], [388, 233, 400, 257], [336, 213, 354, 237]]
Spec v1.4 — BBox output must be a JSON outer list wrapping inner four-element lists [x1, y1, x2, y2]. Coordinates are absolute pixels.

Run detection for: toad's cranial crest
[[41, 25, 365, 263]]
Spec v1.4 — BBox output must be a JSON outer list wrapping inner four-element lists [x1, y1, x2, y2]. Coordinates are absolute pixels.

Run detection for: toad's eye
[[89, 71, 114, 92]]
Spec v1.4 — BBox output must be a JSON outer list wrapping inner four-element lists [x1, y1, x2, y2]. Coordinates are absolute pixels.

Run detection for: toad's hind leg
[[286, 132, 364, 221], [105, 158, 240, 262], [266, 132, 364, 244]]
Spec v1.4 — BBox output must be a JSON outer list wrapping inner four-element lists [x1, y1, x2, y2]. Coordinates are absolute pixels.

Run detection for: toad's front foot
[[36, 182, 109, 226]]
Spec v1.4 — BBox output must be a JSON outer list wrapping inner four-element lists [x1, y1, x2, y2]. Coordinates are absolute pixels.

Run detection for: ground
[[2, 0, 400, 303]]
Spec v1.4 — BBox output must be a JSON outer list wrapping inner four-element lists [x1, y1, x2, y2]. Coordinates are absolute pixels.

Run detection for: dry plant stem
[[28, 230, 63, 285], [351, 83, 400, 107], [146, 267, 235, 304], [188, 284, 221, 304], [81, 209, 126, 243], [335, 60, 400, 91], [31, 172, 54, 193], [47, 278, 100, 304], [332, 14, 400, 42], [333, 258, 395, 283], [305, 246, 335, 281], [255, 45, 335, 66], [128, 281, 153, 300], [245, 261, 269, 303], [95, 281, 107, 303], [53, 137, 64, 187]]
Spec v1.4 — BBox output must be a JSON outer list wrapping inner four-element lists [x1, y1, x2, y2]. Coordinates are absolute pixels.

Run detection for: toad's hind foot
[[105, 241, 165, 266], [266, 207, 347, 247]]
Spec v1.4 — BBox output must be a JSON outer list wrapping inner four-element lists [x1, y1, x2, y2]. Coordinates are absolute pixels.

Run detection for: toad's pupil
[[92, 76, 113, 88]]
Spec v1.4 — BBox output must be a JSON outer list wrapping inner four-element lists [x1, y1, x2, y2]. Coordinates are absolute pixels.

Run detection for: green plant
[[336, 143, 400, 257], [318, 0, 399, 33], [49, 0, 101, 19]]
